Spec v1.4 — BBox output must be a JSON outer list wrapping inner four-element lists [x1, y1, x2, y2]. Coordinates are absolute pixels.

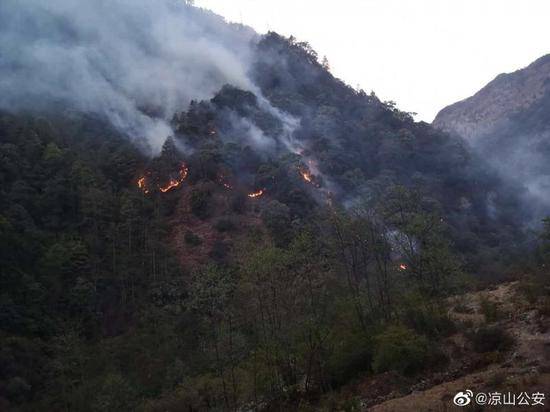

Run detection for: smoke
[[225, 113, 277, 152], [0, 0, 257, 154], [469, 121, 550, 224]]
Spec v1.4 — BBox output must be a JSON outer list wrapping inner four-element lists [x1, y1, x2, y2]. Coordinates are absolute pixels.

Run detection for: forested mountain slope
[[0, 2, 546, 411]]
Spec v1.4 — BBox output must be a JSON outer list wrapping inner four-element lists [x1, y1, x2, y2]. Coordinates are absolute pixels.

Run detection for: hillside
[[0, 2, 548, 411], [164, 33, 527, 273], [433, 55, 550, 141], [433, 55, 550, 218], [367, 281, 550, 411]]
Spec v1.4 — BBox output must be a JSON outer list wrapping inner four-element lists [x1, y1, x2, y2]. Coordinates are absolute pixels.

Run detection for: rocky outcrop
[[433, 54, 550, 142], [433, 54, 550, 219]]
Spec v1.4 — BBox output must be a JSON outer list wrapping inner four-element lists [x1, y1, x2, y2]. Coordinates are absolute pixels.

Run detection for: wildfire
[[159, 164, 189, 193], [248, 189, 265, 198], [138, 176, 145, 188], [138, 163, 188, 194], [299, 168, 321, 188], [138, 176, 147, 190], [301, 170, 313, 183], [137, 176, 149, 194], [398, 264, 408, 271]]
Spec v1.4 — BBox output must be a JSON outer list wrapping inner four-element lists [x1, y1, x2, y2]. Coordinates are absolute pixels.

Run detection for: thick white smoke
[[0, 0, 257, 154]]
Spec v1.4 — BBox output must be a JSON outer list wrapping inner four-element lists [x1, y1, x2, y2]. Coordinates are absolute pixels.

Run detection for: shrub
[[480, 297, 500, 322], [189, 186, 212, 219], [92, 373, 137, 412], [467, 326, 514, 353], [184, 231, 202, 247], [403, 305, 456, 337], [401, 294, 456, 337], [214, 217, 236, 232], [230, 192, 247, 214], [518, 280, 539, 304], [209, 240, 229, 263], [261, 200, 291, 246], [538, 297, 550, 317], [372, 325, 437, 376], [487, 371, 507, 388], [6, 376, 31, 403], [326, 331, 374, 387], [453, 303, 474, 314]]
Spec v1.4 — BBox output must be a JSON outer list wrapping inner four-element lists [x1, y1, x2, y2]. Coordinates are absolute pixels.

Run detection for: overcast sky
[[195, 0, 550, 122]]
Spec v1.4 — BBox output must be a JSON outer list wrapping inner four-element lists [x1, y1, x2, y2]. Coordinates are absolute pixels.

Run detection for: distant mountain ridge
[[433, 54, 550, 219], [433, 54, 550, 141]]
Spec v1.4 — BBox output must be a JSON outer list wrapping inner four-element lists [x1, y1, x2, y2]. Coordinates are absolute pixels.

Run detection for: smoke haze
[[0, 0, 257, 154]]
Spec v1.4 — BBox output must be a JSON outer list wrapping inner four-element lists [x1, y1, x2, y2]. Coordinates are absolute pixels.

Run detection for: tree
[[189, 184, 212, 219], [372, 325, 432, 375], [321, 56, 330, 71], [328, 205, 397, 328], [538, 217, 550, 264], [188, 265, 240, 409], [261, 200, 291, 246], [380, 186, 462, 297]]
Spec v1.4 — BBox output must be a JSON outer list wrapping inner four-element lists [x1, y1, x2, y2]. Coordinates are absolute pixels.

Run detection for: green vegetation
[[0, 116, 462, 409], [184, 230, 202, 246], [189, 184, 212, 218], [214, 217, 236, 232], [480, 297, 500, 322], [537, 217, 550, 264], [467, 326, 515, 353], [372, 325, 434, 375], [0, 33, 542, 411]]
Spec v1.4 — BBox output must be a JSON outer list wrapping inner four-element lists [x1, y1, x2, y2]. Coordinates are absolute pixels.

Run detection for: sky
[[195, 0, 550, 122]]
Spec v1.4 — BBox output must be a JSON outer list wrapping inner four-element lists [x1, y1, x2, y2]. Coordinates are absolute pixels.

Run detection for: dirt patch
[[361, 282, 550, 411]]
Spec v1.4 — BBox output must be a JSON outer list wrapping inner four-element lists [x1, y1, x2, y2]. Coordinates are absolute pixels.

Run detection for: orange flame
[[248, 189, 265, 198], [159, 164, 188, 193], [299, 168, 321, 188], [137, 176, 149, 194], [138, 164, 189, 194], [301, 170, 313, 183], [159, 178, 181, 193], [138, 176, 146, 188]]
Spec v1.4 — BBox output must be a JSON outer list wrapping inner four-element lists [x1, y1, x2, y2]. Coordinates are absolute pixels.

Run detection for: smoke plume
[[0, 0, 257, 154]]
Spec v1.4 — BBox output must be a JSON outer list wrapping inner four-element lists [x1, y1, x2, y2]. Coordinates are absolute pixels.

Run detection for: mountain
[[433, 55, 550, 217], [433, 55, 550, 141], [0, 2, 545, 411]]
